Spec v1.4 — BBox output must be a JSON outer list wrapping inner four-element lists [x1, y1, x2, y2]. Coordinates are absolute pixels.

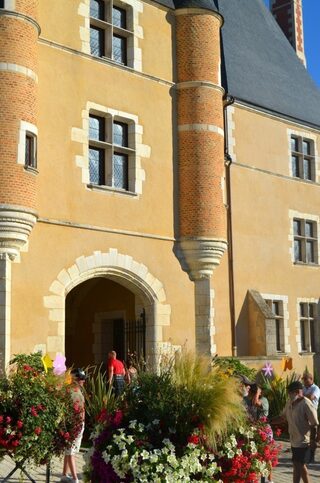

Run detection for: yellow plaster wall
[[38, 0, 174, 82], [37, 45, 174, 236], [10, 222, 195, 358], [230, 106, 320, 372]]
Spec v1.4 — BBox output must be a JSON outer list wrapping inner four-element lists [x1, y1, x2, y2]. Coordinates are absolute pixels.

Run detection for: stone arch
[[43, 249, 171, 361]]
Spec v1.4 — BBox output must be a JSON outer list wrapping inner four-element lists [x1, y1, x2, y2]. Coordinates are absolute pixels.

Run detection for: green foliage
[[212, 356, 257, 381], [83, 365, 116, 432], [10, 352, 45, 372], [124, 353, 245, 449], [260, 372, 300, 418]]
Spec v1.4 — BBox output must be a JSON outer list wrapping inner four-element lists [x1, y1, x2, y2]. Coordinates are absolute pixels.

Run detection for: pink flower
[[5, 416, 11, 424]]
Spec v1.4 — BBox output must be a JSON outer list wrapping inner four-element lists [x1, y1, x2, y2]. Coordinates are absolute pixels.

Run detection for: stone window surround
[[0, 0, 15, 9], [295, 297, 319, 354], [288, 210, 320, 265], [43, 248, 171, 365], [261, 292, 291, 354], [287, 128, 319, 182], [78, 0, 143, 71], [17, 121, 38, 172], [72, 101, 150, 195]]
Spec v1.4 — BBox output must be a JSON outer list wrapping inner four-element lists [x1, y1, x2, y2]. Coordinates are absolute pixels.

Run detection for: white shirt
[[303, 383, 320, 409]]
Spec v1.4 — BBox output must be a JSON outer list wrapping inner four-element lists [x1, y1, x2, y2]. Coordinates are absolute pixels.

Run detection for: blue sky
[[263, 0, 320, 87]]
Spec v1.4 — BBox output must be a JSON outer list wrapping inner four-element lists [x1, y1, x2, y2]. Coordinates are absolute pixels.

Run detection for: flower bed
[[84, 354, 281, 482], [0, 353, 83, 465]]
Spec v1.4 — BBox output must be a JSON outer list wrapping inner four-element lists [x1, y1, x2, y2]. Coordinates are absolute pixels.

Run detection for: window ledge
[[24, 166, 39, 175], [87, 183, 138, 197], [299, 352, 316, 356], [293, 262, 320, 268]]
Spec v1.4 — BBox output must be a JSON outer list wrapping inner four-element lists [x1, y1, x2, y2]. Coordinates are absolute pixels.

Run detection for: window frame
[[291, 135, 316, 182], [265, 299, 285, 352], [88, 112, 135, 192], [299, 302, 317, 353], [25, 132, 37, 170], [89, 0, 133, 67], [293, 218, 318, 265]]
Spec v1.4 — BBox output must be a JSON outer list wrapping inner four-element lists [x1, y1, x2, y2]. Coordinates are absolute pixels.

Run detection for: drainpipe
[[223, 95, 237, 357]]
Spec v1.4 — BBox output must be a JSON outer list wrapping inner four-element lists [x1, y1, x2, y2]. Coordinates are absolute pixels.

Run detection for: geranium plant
[[0, 353, 83, 465]]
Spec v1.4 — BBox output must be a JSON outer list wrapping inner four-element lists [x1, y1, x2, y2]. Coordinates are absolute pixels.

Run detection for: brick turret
[[0, 0, 39, 367], [175, 6, 227, 281], [271, 0, 306, 66], [0, 0, 39, 258]]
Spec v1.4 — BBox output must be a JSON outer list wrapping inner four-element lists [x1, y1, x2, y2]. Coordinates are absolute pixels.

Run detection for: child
[[61, 368, 86, 483]]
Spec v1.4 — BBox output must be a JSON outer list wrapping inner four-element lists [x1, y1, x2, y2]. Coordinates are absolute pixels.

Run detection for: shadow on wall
[[236, 292, 250, 356]]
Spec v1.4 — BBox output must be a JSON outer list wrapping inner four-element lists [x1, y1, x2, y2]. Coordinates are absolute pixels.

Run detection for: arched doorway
[[65, 277, 146, 368]]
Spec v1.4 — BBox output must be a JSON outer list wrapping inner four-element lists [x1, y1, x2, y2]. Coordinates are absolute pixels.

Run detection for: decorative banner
[[41, 354, 53, 373], [262, 362, 273, 377], [53, 354, 67, 376], [281, 357, 293, 371]]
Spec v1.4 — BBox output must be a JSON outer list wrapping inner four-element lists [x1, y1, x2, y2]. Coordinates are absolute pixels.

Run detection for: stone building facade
[[0, 0, 320, 374]]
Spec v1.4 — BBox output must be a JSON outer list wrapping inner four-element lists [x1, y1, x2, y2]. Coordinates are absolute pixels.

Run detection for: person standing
[[273, 380, 319, 483], [61, 368, 86, 483], [107, 350, 126, 397], [303, 372, 320, 463]]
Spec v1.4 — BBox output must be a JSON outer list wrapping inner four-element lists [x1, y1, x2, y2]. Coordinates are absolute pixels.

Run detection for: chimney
[[270, 0, 306, 67]]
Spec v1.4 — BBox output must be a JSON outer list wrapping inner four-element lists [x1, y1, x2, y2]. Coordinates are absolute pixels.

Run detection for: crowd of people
[[240, 371, 320, 483]]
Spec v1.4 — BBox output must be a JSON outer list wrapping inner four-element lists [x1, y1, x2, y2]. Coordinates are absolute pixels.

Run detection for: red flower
[[31, 406, 38, 417], [0, 416, 3, 423], [187, 434, 200, 445], [5, 416, 11, 424], [23, 364, 33, 372], [34, 427, 42, 435], [63, 432, 70, 440], [16, 420, 23, 429], [275, 428, 282, 437]]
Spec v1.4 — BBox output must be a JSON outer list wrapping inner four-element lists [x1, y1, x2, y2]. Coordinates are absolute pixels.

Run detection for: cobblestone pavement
[[0, 441, 319, 482]]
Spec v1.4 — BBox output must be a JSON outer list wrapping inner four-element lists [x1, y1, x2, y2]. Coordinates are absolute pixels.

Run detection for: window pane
[[89, 148, 105, 184], [90, 0, 104, 19], [303, 140, 311, 155], [89, 116, 105, 141], [276, 319, 281, 351], [309, 304, 314, 318], [291, 136, 298, 152], [272, 301, 280, 315], [300, 320, 307, 351], [310, 320, 316, 352], [112, 6, 126, 29], [294, 239, 302, 261], [25, 135, 36, 168], [90, 27, 104, 57], [113, 153, 128, 189], [293, 219, 301, 236], [113, 34, 127, 64], [291, 155, 299, 177], [304, 158, 312, 180], [305, 221, 313, 238], [306, 241, 315, 263], [0, 1, 4, 8], [300, 303, 306, 317], [113, 122, 128, 146]]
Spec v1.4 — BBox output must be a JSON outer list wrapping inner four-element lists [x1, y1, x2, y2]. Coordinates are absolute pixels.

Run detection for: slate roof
[[153, 0, 320, 129]]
